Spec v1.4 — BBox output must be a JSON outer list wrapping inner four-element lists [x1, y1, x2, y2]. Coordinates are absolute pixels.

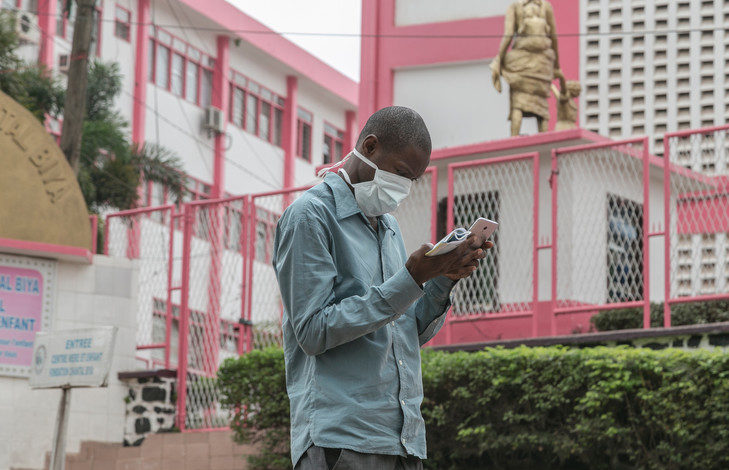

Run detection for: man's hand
[[405, 235, 493, 286]]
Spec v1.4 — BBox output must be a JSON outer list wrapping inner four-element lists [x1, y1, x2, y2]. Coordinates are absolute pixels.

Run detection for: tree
[[59, 0, 96, 175], [0, 11, 185, 215]]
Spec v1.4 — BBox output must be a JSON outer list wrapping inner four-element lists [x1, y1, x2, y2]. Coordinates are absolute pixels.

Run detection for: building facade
[[3, 0, 358, 202]]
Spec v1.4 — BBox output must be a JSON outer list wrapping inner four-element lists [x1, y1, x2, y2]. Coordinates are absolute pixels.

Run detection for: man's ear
[[362, 134, 378, 157]]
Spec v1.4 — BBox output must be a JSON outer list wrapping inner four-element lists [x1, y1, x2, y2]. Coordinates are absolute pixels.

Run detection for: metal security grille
[[447, 154, 539, 317], [553, 139, 651, 321], [105, 205, 174, 366], [666, 128, 729, 305], [177, 197, 248, 430], [391, 167, 437, 253], [246, 187, 311, 350]]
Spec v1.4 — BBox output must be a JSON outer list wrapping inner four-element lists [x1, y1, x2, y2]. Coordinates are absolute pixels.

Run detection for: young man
[[273, 107, 492, 470]]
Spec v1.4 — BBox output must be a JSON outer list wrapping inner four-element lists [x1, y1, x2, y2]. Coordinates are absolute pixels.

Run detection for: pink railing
[[100, 124, 729, 432]]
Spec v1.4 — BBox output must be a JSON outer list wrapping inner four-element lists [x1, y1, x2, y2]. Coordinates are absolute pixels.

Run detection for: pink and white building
[[4, 0, 358, 199]]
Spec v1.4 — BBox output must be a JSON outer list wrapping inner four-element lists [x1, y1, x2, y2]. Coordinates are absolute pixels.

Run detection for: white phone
[[468, 218, 499, 243]]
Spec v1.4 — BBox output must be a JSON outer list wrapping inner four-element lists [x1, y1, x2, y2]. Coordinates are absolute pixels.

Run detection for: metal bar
[[446, 152, 543, 170], [165, 207, 175, 369], [664, 123, 729, 139], [663, 137, 672, 328], [642, 138, 651, 329], [550, 149, 559, 336], [449, 311, 534, 323], [238, 196, 249, 356], [647, 232, 665, 238], [245, 197, 256, 352], [105, 204, 175, 218], [536, 244, 552, 250], [667, 293, 729, 305], [554, 137, 648, 156], [250, 184, 312, 201], [444, 164, 455, 344], [531, 152, 540, 337], [429, 166, 438, 244], [176, 205, 194, 431], [50, 386, 71, 470], [554, 300, 645, 315]]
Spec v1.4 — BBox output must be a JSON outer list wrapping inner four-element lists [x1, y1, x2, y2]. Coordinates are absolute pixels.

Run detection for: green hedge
[[219, 347, 729, 470], [590, 300, 729, 332]]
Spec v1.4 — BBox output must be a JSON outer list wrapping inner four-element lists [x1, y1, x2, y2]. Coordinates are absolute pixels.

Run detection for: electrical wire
[[7, 6, 729, 40]]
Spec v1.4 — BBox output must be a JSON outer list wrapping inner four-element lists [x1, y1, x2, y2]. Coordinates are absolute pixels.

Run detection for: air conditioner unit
[[204, 106, 224, 134], [13, 10, 39, 44], [58, 54, 70, 74]]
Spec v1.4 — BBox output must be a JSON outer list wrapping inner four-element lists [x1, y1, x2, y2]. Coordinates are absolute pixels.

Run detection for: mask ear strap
[[352, 149, 378, 170], [317, 153, 351, 178]]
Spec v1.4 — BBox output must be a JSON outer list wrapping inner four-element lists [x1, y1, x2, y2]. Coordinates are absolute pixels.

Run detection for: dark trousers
[[295, 445, 423, 470]]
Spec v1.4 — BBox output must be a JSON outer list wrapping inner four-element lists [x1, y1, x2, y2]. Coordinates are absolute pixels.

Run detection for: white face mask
[[339, 149, 412, 217]]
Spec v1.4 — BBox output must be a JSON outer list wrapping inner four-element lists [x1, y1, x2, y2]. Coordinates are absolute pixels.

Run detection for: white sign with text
[[29, 327, 117, 389]]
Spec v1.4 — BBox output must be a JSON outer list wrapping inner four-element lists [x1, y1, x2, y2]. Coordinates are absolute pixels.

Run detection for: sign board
[[29, 327, 117, 389], [0, 254, 55, 377]]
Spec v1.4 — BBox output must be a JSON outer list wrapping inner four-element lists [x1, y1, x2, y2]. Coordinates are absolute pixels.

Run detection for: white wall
[[395, 0, 512, 26], [393, 61, 538, 150], [0, 255, 138, 470]]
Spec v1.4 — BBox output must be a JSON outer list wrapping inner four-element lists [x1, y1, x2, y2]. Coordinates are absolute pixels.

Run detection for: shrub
[[590, 300, 729, 332], [219, 347, 729, 470], [218, 348, 290, 470]]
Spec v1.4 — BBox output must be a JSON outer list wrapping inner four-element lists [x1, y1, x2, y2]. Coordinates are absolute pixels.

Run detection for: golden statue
[[491, 0, 562, 136], [551, 75, 581, 131]]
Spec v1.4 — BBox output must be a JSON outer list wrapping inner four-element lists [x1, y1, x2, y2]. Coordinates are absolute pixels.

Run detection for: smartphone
[[468, 218, 498, 243]]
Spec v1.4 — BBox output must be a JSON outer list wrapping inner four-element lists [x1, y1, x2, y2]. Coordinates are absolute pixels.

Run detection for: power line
[[7, 7, 729, 40]]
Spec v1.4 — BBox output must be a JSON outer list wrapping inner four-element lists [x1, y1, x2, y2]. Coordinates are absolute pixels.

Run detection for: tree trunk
[[59, 0, 96, 175]]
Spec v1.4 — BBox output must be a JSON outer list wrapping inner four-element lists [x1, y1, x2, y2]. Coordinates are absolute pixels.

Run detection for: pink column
[[282, 76, 298, 190], [344, 110, 357, 155], [36, 0, 56, 69], [358, 0, 380, 129], [132, 0, 150, 145], [211, 35, 230, 198]]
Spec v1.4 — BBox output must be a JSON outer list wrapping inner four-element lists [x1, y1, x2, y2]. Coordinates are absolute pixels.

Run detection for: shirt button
[[390, 321, 395, 327], [401, 399, 405, 406], [398, 360, 403, 365]]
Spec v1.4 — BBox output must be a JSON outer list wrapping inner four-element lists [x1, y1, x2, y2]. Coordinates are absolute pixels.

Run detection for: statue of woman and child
[[491, 0, 581, 136]]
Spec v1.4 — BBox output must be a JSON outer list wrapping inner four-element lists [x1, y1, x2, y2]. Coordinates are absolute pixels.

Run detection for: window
[[155, 42, 170, 89], [297, 108, 313, 162], [114, 5, 131, 41], [607, 194, 644, 303], [323, 122, 344, 164], [170, 53, 184, 96], [201, 68, 213, 108], [148, 27, 213, 107], [229, 71, 285, 146], [437, 192, 500, 315]]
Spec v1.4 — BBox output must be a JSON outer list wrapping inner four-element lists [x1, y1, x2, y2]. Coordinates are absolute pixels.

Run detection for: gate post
[[176, 204, 194, 431]]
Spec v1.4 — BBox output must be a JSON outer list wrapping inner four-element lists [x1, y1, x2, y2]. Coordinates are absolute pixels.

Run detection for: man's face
[[361, 137, 430, 183]]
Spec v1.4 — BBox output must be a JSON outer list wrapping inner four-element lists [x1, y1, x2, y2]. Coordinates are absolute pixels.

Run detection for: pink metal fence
[[391, 166, 438, 252], [664, 126, 729, 325], [105, 205, 176, 367], [176, 196, 248, 431], [443, 153, 540, 340], [552, 138, 653, 330]]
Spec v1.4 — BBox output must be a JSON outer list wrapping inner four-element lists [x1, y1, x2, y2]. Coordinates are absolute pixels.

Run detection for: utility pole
[[59, 0, 96, 175]]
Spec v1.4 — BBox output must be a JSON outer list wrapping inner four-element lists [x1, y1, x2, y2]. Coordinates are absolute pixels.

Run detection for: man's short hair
[[356, 106, 432, 155]]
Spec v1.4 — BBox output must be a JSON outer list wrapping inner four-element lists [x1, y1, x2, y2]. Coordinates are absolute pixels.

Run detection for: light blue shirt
[[272, 172, 455, 466]]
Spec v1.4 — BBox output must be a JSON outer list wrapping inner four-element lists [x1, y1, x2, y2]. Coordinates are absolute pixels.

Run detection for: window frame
[[296, 106, 313, 162], [114, 4, 131, 42], [229, 70, 285, 147], [148, 26, 215, 107], [323, 121, 345, 165]]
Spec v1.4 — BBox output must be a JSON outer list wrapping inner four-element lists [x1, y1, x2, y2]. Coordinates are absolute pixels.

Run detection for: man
[[273, 106, 492, 469]]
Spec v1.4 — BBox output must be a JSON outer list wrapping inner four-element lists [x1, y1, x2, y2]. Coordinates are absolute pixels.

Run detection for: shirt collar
[[323, 172, 395, 232]]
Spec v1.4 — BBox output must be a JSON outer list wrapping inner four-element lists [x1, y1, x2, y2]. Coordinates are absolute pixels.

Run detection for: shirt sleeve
[[413, 275, 456, 346], [273, 210, 425, 356]]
